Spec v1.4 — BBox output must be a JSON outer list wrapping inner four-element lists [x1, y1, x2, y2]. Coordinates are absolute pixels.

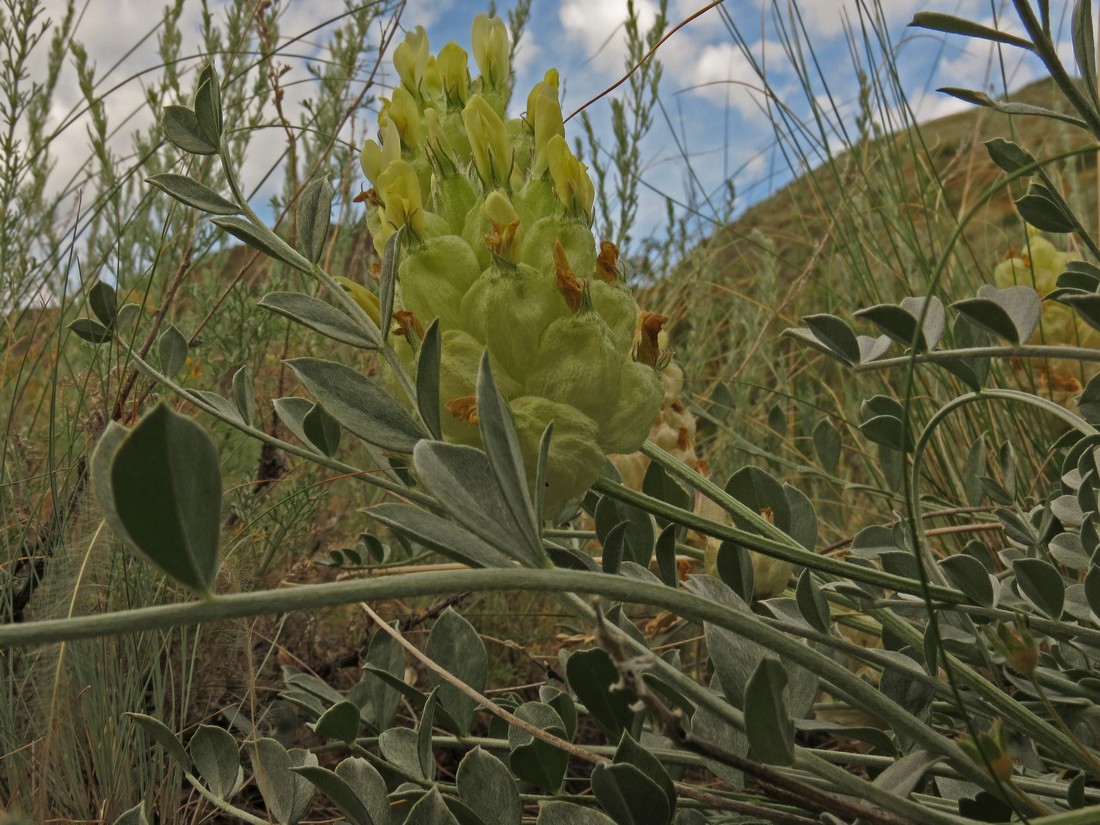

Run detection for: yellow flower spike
[[377, 159, 425, 237], [471, 13, 510, 91], [546, 135, 595, 224], [463, 94, 513, 188], [437, 42, 470, 107], [393, 26, 430, 96], [387, 87, 422, 151], [482, 189, 522, 260], [333, 276, 382, 327]]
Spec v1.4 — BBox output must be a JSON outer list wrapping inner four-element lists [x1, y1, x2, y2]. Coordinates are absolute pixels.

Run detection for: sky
[[29, 0, 1080, 252]]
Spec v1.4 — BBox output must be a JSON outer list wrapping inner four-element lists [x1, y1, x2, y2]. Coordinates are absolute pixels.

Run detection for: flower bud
[[482, 189, 522, 261], [399, 234, 482, 330], [437, 42, 470, 107], [751, 555, 794, 599], [360, 119, 402, 188], [993, 622, 1038, 676], [546, 135, 595, 224], [521, 216, 597, 285], [509, 395, 604, 515], [599, 361, 663, 454], [393, 26, 430, 97], [527, 291, 622, 426], [462, 259, 563, 383], [463, 95, 513, 188], [959, 719, 1014, 781], [382, 87, 421, 151], [529, 73, 564, 177], [377, 159, 425, 238], [471, 13, 510, 92]]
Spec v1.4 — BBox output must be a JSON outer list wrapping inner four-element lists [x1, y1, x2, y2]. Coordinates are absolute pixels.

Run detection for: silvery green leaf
[[310, 700, 360, 743], [303, 402, 341, 456], [591, 762, 672, 825], [250, 738, 317, 825], [985, 138, 1037, 174], [287, 358, 426, 452], [412, 441, 543, 566], [190, 725, 243, 799], [368, 503, 511, 569], [858, 334, 893, 363], [426, 608, 488, 735], [291, 763, 376, 825], [194, 63, 222, 144], [111, 805, 149, 825], [259, 291, 380, 349], [1015, 183, 1076, 233], [88, 280, 117, 327], [938, 88, 1088, 128], [909, 12, 1033, 49], [613, 732, 676, 813], [939, 554, 994, 607], [744, 656, 794, 765], [594, 495, 654, 568], [211, 216, 309, 273], [379, 227, 401, 342], [803, 313, 859, 363], [873, 750, 943, 796], [146, 174, 238, 215], [158, 325, 188, 377], [476, 352, 541, 555], [297, 176, 334, 264], [97, 404, 221, 596], [232, 367, 255, 426], [69, 318, 112, 344], [124, 712, 191, 773], [378, 727, 426, 780], [1013, 558, 1066, 618], [457, 748, 522, 825], [162, 105, 218, 155], [189, 389, 245, 426], [416, 319, 442, 439], [405, 787, 460, 825]]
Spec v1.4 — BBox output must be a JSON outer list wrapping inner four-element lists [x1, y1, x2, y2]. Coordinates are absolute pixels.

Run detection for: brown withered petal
[[596, 239, 619, 283], [552, 238, 583, 312], [392, 309, 424, 340], [636, 311, 669, 367], [445, 394, 480, 425]]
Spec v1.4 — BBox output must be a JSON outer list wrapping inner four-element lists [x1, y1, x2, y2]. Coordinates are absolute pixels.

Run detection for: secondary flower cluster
[[345, 16, 667, 514], [993, 225, 1100, 401]]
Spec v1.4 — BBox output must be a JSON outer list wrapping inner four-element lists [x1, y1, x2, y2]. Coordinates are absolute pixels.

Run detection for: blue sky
[[35, 0, 1077, 249], [385, 0, 1078, 243]]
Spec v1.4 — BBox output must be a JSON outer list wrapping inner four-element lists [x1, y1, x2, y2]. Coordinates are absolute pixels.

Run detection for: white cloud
[[559, 0, 660, 73]]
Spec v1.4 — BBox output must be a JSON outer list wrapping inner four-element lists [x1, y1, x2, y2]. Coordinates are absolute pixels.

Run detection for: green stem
[[595, 468, 966, 604], [0, 567, 1005, 799], [184, 774, 269, 825], [852, 344, 1100, 373]]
